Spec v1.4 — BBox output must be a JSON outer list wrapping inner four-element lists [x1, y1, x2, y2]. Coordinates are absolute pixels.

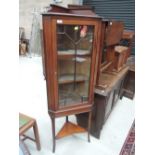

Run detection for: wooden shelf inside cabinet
[[58, 54, 91, 60], [58, 50, 91, 60], [59, 74, 87, 84]]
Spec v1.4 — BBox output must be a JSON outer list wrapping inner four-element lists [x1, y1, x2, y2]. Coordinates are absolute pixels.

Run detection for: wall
[[19, 0, 81, 39]]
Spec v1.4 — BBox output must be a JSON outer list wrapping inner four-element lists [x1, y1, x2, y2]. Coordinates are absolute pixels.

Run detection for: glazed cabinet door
[[55, 19, 97, 109]]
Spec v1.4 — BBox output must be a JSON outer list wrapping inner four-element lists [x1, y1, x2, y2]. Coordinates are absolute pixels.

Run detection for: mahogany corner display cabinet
[[42, 5, 103, 153]]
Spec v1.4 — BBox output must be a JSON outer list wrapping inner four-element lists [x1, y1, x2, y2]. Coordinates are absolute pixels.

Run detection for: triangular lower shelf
[[56, 121, 86, 139]]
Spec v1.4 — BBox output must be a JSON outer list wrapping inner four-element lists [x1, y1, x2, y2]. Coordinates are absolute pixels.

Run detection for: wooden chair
[[121, 30, 135, 61], [19, 113, 41, 151], [101, 21, 129, 72]]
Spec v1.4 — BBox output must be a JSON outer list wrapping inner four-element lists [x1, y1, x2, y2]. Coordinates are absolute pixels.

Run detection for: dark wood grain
[[105, 21, 124, 46], [76, 66, 129, 138]]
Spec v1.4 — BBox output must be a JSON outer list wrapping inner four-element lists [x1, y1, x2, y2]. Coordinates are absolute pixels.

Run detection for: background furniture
[[120, 56, 135, 99], [121, 30, 135, 58], [100, 21, 129, 73], [42, 4, 104, 152], [19, 113, 41, 151], [76, 66, 129, 138]]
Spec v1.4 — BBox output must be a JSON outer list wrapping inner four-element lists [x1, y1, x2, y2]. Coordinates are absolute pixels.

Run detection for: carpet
[[120, 120, 135, 155]]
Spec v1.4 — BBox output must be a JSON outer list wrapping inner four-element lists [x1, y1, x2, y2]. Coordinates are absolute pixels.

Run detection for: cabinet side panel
[[96, 22, 106, 85], [42, 16, 58, 111], [88, 21, 102, 105]]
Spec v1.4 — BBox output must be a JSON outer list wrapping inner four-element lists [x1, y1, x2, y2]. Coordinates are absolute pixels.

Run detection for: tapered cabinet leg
[[88, 112, 92, 143], [51, 117, 56, 153]]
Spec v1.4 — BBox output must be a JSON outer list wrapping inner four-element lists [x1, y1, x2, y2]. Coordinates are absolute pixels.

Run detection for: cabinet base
[[56, 121, 86, 139], [50, 113, 92, 153]]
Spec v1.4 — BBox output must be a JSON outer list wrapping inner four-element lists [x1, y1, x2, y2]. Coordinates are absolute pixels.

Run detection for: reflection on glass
[[57, 25, 94, 108]]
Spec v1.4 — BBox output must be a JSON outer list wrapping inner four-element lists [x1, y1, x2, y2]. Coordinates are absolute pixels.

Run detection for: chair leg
[[33, 121, 41, 151], [88, 112, 92, 143], [51, 117, 56, 153]]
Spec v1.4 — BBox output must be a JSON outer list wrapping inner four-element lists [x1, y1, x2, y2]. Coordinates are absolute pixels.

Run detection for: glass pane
[[57, 25, 94, 108]]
